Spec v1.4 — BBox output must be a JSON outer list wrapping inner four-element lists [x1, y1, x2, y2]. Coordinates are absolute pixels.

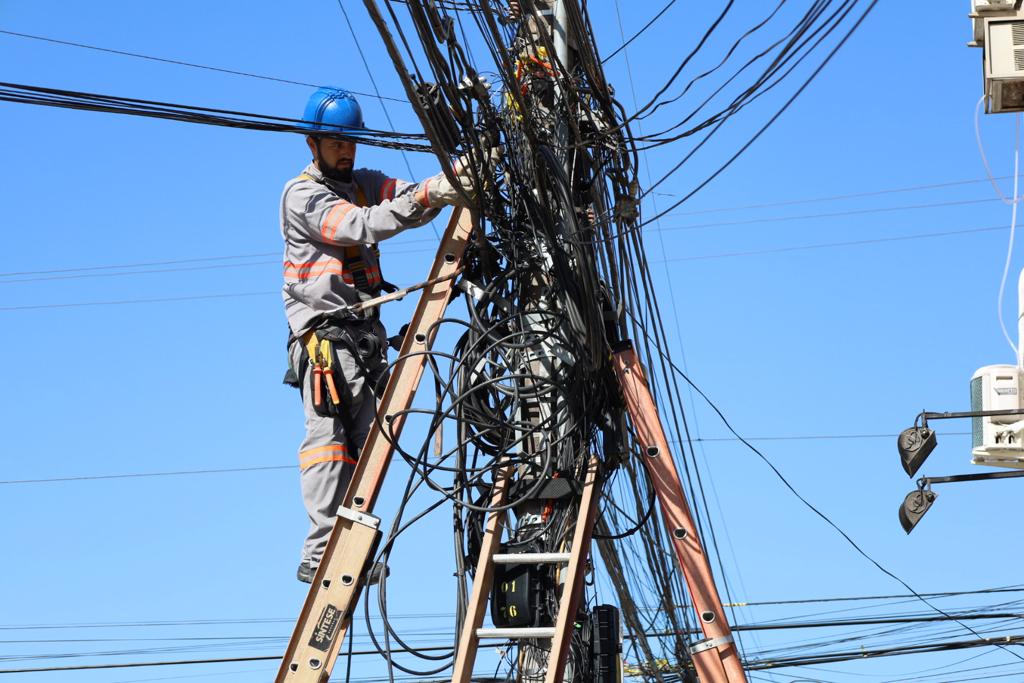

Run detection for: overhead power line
[[0, 465, 291, 486], [0, 224, 1005, 311], [0, 259, 278, 285], [0, 655, 280, 675], [8, 585, 1021, 631], [654, 197, 1002, 233], [728, 585, 1024, 608], [0, 431, 971, 486], [0, 223, 1003, 293], [660, 225, 1009, 263], [659, 174, 1024, 215], [695, 431, 971, 443], [0, 252, 279, 278], [0, 28, 407, 103], [634, 0, 882, 229], [0, 175, 1004, 281], [0, 81, 430, 152], [601, 0, 679, 63], [746, 634, 1024, 671], [0, 291, 276, 312], [8, 617, 1023, 675], [639, 313, 1024, 665], [334, 0, 440, 239]]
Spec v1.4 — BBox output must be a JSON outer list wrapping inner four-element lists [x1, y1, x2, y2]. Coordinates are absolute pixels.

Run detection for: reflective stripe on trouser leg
[[290, 339, 378, 566]]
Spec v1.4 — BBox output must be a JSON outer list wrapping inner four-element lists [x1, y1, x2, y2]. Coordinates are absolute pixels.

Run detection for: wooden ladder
[[276, 208, 473, 683], [450, 456, 602, 683]]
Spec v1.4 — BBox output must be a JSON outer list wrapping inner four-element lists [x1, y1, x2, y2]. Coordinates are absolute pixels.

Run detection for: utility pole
[[277, 4, 752, 682], [508, 2, 585, 680]]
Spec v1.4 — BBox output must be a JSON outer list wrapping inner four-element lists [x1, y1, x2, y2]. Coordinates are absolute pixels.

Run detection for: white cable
[[975, 94, 1021, 206], [997, 113, 1021, 358]]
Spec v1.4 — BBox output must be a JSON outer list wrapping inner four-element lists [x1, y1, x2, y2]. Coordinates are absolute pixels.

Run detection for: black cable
[[336, 0, 441, 240], [0, 81, 431, 151], [632, 306, 1024, 665], [634, 0, 881, 230], [600, 0, 679, 63]]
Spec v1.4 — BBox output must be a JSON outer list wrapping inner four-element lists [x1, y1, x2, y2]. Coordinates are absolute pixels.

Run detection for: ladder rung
[[476, 627, 557, 639], [492, 552, 571, 565]]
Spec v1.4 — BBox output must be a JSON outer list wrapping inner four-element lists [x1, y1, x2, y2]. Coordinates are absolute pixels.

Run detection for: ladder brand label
[[309, 604, 342, 652]]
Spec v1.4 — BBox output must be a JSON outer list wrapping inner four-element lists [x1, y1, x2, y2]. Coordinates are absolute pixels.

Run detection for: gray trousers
[[289, 328, 385, 566]]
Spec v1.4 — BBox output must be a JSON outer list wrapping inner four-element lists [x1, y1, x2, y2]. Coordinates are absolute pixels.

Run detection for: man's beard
[[320, 163, 353, 183], [314, 140, 354, 182]]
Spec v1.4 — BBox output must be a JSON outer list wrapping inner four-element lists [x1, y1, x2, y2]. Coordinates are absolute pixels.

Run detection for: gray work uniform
[[280, 162, 440, 566]]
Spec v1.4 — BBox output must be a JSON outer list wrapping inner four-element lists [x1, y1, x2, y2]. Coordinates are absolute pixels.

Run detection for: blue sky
[[2, 1, 1023, 681]]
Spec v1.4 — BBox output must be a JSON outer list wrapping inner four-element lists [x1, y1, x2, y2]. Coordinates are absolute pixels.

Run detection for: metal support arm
[[918, 408, 1024, 427], [919, 470, 1024, 486]]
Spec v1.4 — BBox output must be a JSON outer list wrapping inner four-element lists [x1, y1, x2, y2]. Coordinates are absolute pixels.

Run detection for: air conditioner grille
[[972, 375, 983, 449], [1012, 21, 1024, 45], [1014, 49, 1024, 71]]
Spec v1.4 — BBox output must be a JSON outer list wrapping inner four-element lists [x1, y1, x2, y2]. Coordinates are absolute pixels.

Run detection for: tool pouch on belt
[[302, 332, 343, 418], [303, 320, 390, 417]]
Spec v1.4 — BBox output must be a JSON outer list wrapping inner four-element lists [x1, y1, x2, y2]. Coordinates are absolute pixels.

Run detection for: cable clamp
[[688, 634, 733, 655]]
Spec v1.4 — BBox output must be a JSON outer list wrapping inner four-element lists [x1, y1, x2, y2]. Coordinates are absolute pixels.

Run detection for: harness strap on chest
[[300, 172, 382, 293]]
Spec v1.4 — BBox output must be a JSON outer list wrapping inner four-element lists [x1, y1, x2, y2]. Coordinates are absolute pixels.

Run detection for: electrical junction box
[[589, 605, 622, 683], [970, 364, 1024, 466]]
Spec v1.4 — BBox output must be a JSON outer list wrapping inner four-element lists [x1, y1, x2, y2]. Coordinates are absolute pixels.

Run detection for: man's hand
[[419, 148, 501, 208]]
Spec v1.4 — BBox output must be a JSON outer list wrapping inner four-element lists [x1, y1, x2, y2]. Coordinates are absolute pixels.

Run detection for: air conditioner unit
[[984, 15, 1024, 112], [971, 365, 1024, 466], [970, 0, 1022, 47]]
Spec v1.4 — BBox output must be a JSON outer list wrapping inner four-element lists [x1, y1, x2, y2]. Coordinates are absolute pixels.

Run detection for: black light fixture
[[897, 425, 937, 478], [894, 409, 1024, 534], [897, 469, 1024, 533], [897, 407, 1024, 478], [899, 487, 937, 534]]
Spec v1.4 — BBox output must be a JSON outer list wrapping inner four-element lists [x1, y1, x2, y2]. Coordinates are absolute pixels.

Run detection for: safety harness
[[283, 173, 395, 404], [298, 172, 387, 297]]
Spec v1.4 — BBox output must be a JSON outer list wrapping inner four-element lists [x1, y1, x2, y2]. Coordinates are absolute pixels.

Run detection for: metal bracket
[[918, 408, 1024, 428], [918, 470, 1024, 486], [689, 634, 735, 655], [335, 506, 381, 530], [456, 278, 513, 314]]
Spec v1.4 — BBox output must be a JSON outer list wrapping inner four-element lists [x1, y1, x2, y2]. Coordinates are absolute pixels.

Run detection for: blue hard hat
[[302, 87, 366, 135]]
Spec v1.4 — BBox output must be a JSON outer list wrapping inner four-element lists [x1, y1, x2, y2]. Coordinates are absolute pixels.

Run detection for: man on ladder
[[280, 87, 473, 583]]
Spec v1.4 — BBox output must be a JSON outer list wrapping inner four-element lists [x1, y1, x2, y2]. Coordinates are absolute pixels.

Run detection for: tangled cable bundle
[[336, 1, 882, 680], [348, 1, 700, 679]]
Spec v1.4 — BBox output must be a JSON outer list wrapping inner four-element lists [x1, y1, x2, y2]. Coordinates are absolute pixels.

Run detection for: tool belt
[[283, 317, 389, 417]]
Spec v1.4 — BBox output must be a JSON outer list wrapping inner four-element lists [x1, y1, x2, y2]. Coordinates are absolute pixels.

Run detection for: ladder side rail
[[543, 456, 602, 683], [451, 459, 515, 683], [277, 208, 474, 682], [612, 346, 748, 683]]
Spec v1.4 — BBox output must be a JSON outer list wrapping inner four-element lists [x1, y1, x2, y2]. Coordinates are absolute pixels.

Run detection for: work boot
[[296, 561, 389, 585], [296, 561, 316, 584]]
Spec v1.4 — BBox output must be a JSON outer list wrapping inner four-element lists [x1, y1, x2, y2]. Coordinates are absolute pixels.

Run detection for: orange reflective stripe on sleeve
[[380, 178, 397, 202], [321, 201, 358, 241], [299, 444, 356, 469]]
